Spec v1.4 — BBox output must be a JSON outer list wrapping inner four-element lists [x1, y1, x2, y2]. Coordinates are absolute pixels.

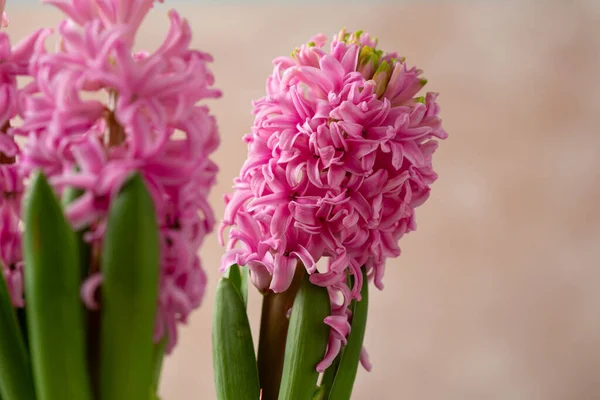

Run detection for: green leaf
[[278, 274, 330, 400], [0, 265, 36, 400], [311, 385, 327, 400], [100, 173, 160, 400], [23, 172, 92, 400], [224, 264, 248, 307], [152, 337, 166, 395], [212, 277, 260, 400], [325, 268, 369, 400], [150, 392, 161, 400]]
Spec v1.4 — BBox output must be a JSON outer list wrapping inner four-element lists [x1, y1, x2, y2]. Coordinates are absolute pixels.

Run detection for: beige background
[[8, 1, 600, 399]]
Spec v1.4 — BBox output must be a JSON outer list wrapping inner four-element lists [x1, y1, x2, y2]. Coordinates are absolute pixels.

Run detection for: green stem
[[257, 267, 305, 400]]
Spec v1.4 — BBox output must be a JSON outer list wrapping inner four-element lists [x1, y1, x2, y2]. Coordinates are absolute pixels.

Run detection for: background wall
[[7, 1, 600, 399]]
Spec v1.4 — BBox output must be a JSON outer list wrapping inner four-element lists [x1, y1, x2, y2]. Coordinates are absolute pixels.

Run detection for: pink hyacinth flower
[[16, 0, 221, 352], [221, 30, 447, 371]]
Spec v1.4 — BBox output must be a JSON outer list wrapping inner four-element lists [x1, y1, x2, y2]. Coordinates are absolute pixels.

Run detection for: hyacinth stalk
[[216, 30, 447, 399], [0, 0, 220, 398]]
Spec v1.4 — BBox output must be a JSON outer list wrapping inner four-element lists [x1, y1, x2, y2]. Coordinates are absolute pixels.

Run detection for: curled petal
[[324, 314, 351, 343], [270, 253, 297, 293], [81, 273, 103, 310], [316, 336, 341, 373], [360, 347, 373, 372]]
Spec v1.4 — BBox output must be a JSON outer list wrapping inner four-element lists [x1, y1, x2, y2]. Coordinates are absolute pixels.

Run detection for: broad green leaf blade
[[23, 172, 92, 400], [326, 268, 369, 400], [212, 278, 260, 400], [0, 266, 36, 400], [224, 264, 248, 307], [278, 274, 330, 400], [100, 174, 160, 400]]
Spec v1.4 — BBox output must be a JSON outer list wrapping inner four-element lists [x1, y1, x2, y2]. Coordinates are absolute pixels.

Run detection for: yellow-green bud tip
[[373, 61, 392, 97]]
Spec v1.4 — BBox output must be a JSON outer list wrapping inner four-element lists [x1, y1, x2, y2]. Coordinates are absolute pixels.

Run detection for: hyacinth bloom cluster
[[221, 30, 447, 371], [3, 0, 220, 352]]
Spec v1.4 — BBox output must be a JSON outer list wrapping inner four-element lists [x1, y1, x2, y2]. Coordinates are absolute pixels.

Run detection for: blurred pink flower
[[0, 19, 50, 308], [221, 30, 447, 371], [0, 165, 25, 307], [16, 0, 220, 352]]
